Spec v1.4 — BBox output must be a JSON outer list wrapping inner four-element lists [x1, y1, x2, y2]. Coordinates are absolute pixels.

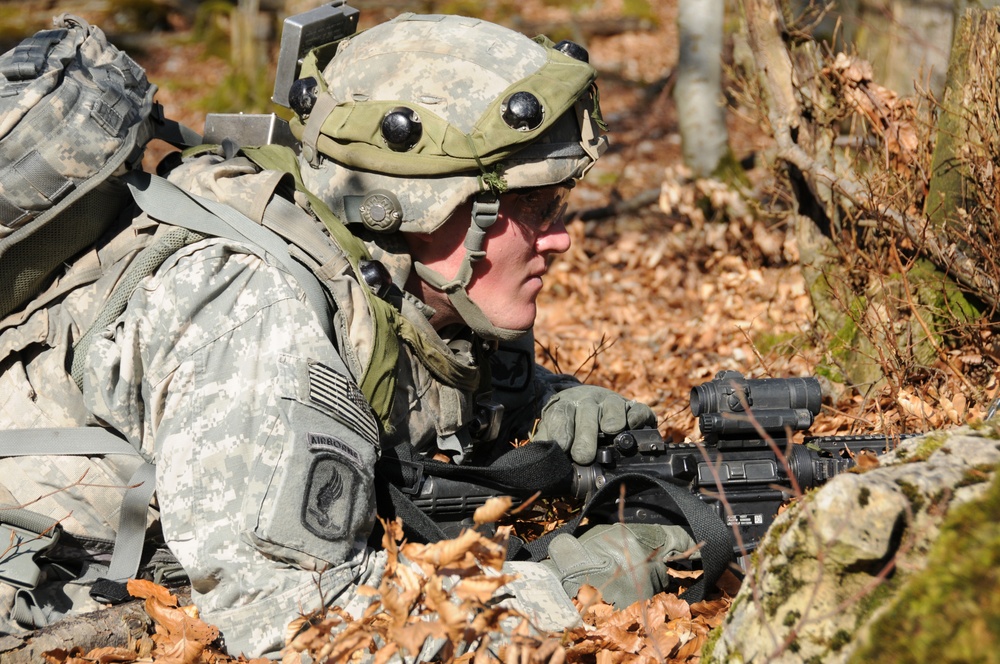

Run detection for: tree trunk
[[741, 0, 860, 369], [675, 0, 731, 178], [849, 0, 954, 97], [925, 7, 1000, 255]]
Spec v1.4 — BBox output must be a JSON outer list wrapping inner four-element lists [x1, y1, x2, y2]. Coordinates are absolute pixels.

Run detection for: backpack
[[0, 14, 185, 320], [0, 14, 202, 627]]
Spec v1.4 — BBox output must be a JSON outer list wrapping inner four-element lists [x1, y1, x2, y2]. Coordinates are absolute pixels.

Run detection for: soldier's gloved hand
[[542, 523, 697, 608], [532, 385, 656, 464]]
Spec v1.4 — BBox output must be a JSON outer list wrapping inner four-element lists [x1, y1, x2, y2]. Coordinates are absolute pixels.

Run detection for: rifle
[[408, 371, 909, 553]]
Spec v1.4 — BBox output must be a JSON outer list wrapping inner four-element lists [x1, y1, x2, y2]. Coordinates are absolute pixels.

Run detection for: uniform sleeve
[[82, 237, 386, 656], [81, 237, 581, 658]]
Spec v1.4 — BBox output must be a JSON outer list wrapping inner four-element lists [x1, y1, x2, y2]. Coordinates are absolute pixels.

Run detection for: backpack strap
[[0, 427, 155, 604], [0, 505, 60, 591], [69, 167, 339, 391], [120, 170, 334, 340], [69, 224, 206, 389]]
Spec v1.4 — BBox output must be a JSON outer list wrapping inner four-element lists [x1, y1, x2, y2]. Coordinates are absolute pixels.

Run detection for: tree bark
[[741, 0, 854, 345], [0, 599, 155, 663], [675, 0, 730, 177], [925, 7, 1000, 255]]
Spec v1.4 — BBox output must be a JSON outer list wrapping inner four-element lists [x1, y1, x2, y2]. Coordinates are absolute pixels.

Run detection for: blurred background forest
[[5, 0, 1000, 661]]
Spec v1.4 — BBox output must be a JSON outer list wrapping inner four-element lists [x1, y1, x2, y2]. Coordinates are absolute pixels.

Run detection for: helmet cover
[[294, 12, 608, 233]]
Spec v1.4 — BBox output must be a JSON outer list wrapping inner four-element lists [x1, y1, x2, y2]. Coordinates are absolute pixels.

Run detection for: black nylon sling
[[375, 441, 736, 604]]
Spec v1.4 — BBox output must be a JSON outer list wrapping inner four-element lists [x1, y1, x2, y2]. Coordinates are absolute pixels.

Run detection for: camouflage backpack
[[0, 14, 170, 320], [0, 14, 204, 627]]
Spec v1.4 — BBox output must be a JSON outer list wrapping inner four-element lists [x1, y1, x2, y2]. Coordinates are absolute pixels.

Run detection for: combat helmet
[[290, 12, 608, 340]]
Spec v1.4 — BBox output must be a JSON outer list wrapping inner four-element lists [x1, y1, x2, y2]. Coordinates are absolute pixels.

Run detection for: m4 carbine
[[410, 371, 907, 553]]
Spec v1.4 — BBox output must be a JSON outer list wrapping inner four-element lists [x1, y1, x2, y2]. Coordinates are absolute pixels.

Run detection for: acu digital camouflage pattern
[[0, 155, 582, 657], [298, 13, 608, 234], [0, 14, 155, 318]]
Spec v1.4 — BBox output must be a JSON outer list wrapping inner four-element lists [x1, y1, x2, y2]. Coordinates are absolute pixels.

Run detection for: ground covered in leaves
[[10, 0, 996, 662]]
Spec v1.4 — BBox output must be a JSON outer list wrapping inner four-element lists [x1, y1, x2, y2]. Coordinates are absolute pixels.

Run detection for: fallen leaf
[[451, 574, 516, 603], [127, 578, 178, 606], [474, 496, 513, 524]]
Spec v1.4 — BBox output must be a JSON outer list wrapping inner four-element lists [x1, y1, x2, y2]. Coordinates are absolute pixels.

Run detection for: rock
[[704, 423, 1000, 663]]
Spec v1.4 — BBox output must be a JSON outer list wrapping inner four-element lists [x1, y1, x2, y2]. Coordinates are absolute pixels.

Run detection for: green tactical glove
[[542, 523, 697, 608], [532, 385, 656, 464]]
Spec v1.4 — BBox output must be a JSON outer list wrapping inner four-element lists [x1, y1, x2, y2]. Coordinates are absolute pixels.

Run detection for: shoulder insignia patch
[[302, 432, 365, 541]]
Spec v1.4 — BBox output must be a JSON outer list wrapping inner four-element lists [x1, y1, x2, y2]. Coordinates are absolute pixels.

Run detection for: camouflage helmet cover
[[294, 12, 608, 234]]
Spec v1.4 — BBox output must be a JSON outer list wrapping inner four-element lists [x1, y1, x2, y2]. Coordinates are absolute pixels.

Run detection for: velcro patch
[[307, 361, 379, 445], [302, 433, 365, 541], [490, 345, 533, 391]]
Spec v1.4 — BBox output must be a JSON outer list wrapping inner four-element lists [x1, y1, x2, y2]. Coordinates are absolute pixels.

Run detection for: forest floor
[[7, 0, 993, 662]]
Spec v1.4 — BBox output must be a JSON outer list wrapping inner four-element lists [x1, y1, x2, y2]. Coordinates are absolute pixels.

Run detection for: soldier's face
[[409, 186, 572, 331], [470, 186, 572, 330]]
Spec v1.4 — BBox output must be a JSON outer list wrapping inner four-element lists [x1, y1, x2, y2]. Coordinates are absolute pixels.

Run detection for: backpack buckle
[[0, 512, 61, 590]]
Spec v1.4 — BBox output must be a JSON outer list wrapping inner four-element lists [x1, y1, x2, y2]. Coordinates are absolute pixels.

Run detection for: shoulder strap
[[123, 170, 334, 338], [242, 144, 400, 428], [544, 472, 735, 604], [0, 427, 155, 603], [69, 170, 337, 394]]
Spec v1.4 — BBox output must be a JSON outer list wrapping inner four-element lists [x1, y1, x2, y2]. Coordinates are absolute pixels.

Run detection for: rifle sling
[[377, 441, 735, 604], [561, 472, 734, 603]]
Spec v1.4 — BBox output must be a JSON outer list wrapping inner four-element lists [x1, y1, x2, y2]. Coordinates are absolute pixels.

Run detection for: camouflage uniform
[[0, 152, 581, 656], [0, 11, 611, 658]]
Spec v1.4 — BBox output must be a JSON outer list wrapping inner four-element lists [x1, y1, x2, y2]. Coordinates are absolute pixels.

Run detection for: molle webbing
[[0, 13, 199, 322]]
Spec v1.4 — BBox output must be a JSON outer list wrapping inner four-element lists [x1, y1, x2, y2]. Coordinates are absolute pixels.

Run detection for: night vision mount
[[202, 1, 359, 150], [271, 1, 359, 109]]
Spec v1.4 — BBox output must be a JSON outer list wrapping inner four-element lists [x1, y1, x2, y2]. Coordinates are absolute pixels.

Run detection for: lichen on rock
[[704, 426, 1000, 663]]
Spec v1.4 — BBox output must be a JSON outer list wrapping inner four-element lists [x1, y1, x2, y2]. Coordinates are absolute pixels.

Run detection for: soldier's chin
[[486, 315, 536, 340]]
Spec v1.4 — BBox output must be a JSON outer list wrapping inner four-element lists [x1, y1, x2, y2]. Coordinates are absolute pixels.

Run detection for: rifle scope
[[691, 371, 822, 440]]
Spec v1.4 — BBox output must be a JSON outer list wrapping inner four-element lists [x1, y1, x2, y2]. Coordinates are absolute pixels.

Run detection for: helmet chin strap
[[412, 191, 529, 342]]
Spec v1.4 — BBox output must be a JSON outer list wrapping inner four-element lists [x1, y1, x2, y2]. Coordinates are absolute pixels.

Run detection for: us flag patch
[[307, 361, 379, 445]]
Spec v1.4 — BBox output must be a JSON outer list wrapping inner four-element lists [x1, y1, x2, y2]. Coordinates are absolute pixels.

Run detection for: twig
[[775, 135, 999, 307]]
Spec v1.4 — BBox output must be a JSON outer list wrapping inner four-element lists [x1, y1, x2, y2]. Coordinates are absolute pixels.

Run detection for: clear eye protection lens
[[513, 187, 570, 233]]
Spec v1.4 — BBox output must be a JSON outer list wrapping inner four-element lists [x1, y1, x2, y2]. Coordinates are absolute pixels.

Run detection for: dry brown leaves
[[822, 53, 932, 193], [499, 585, 732, 664], [282, 517, 525, 663], [51, 511, 735, 664]]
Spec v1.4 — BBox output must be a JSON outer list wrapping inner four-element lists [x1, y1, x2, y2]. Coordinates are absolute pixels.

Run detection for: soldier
[[0, 12, 698, 658]]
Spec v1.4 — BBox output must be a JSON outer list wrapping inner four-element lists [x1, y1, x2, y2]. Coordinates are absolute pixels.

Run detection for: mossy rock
[[705, 429, 1000, 663], [850, 471, 1000, 663]]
